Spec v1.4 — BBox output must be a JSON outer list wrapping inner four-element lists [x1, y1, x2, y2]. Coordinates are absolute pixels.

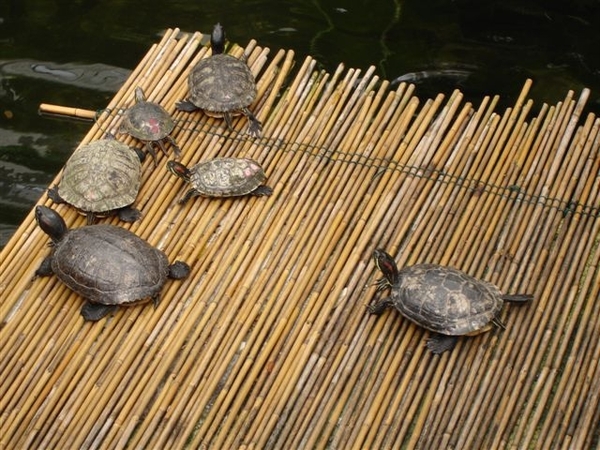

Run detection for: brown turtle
[[176, 23, 262, 137], [368, 249, 532, 354], [167, 158, 273, 204], [47, 137, 142, 224], [120, 86, 181, 164], [34, 206, 190, 321]]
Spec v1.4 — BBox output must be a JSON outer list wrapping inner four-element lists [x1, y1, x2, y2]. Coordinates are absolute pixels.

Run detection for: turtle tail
[[501, 294, 533, 303]]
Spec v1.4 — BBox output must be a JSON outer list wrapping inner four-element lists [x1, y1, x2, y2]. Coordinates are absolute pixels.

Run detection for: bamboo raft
[[1, 27, 599, 449]]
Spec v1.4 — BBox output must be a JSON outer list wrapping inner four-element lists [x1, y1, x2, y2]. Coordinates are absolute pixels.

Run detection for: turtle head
[[374, 248, 400, 286], [167, 160, 191, 183], [35, 206, 68, 243], [134, 86, 146, 103], [210, 23, 226, 55]]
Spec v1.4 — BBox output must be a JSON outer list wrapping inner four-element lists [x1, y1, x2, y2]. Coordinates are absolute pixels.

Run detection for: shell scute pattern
[[394, 264, 502, 335], [190, 54, 257, 113], [52, 225, 169, 305], [35, 206, 191, 321], [58, 139, 141, 213], [124, 101, 175, 141], [191, 158, 266, 196]]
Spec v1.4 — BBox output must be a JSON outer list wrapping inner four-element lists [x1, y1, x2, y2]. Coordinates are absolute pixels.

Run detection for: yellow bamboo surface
[[1, 28, 599, 449]]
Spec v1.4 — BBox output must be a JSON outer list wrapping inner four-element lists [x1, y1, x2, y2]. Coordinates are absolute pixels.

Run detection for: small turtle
[[120, 86, 181, 164], [48, 137, 143, 224], [176, 23, 262, 137], [368, 249, 532, 354], [34, 206, 190, 321], [167, 158, 273, 204]]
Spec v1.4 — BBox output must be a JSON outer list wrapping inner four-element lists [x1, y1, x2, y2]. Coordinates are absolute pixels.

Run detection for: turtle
[[34, 205, 190, 321], [120, 86, 181, 165], [48, 137, 143, 224], [176, 23, 262, 138], [167, 158, 273, 204], [368, 248, 532, 354]]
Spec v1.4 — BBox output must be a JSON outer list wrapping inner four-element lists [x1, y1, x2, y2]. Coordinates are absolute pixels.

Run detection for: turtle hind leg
[[85, 212, 97, 225], [168, 261, 191, 279], [175, 99, 198, 112], [426, 333, 458, 354], [251, 185, 273, 197], [241, 107, 262, 138], [502, 294, 533, 304], [492, 317, 506, 330], [34, 256, 54, 278], [81, 302, 117, 321], [116, 206, 142, 223]]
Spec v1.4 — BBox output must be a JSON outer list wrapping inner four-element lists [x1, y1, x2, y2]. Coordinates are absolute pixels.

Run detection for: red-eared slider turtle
[[167, 158, 273, 204], [176, 23, 262, 138], [368, 249, 532, 354], [120, 86, 181, 164], [48, 137, 142, 224], [34, 206, 190, 321]]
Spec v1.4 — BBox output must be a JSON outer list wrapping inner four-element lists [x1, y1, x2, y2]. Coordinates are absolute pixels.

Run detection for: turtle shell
[[187, 54, 257, 113], [391, 264, 503, 336], [57, 139, 141, 214], [190, 157, 267, 196], [51, 224, 170, 305], [121, 100, 175, 141]]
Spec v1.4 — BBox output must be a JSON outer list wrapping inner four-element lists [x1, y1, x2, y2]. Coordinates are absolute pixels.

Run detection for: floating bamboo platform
[[1, 27, 599, 449]]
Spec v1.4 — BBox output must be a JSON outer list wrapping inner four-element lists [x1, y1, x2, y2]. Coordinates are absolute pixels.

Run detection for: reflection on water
[[1, 60, 130, 92], [0, 0, 598, 248]]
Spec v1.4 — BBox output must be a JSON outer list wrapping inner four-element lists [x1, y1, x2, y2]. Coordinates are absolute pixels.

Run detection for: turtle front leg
[[367, 298, 395, 316], [34, 256, 54, 278], [374, 276, 392, 292], [241, 107, 262, 138], [47, 185, 66, 204], [144, 141, 159, 167], [223, 111, 235, 132], [165, 136, 182, 157], [178, 189, 200, 205]]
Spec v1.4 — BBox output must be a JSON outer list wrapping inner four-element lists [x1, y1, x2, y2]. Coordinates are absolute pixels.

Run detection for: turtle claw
[[374, 276, 391, 291]]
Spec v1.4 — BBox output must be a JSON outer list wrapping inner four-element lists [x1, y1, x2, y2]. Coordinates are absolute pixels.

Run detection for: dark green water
[[1, 0, 599, 247]]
